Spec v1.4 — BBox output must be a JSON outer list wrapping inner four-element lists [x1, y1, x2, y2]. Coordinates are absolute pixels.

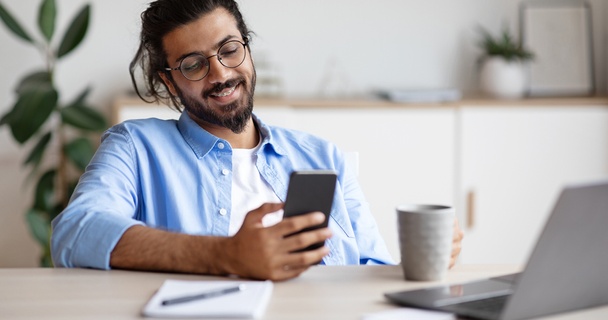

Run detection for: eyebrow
[[173, 34, 240, 64]]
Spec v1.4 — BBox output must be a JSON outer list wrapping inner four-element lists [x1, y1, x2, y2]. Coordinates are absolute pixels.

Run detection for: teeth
[[213, 86, 236, 97]]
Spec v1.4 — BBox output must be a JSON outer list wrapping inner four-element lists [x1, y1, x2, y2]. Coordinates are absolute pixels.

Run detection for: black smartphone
[[283, 170, 338, 252]]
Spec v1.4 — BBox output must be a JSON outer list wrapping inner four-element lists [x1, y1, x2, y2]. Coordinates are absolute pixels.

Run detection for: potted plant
[[477, 25, 534, 99], [0, 0, 107, 266]]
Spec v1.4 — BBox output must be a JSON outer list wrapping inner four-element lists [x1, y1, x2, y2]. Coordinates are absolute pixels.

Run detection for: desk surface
[[1, 265, 606, 319]]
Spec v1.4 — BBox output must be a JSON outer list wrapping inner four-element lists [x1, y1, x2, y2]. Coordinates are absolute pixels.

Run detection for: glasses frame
[[164, 39, 249, 81]]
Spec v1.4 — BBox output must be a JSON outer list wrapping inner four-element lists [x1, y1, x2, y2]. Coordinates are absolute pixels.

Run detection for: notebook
[[142, 279, 273, 319], [385, 180, 608, 320]]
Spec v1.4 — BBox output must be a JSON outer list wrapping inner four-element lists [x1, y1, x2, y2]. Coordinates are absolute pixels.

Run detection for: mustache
[[203, 78, 246, 98]]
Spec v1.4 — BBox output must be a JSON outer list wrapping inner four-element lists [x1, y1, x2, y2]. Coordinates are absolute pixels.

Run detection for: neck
[[189, 112, 259, 149]]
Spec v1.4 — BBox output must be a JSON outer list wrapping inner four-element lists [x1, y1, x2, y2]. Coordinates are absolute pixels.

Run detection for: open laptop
[[385, 180, 608, 320]]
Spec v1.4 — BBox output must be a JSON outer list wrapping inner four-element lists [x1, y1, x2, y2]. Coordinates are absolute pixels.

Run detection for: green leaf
[[8, 86, 58, 144], [0, 2, 33, 43], [70, 86, 91, 106], [25, 209, 50, 247], [64, 137, 94, 171], [49, 203, 64, 223], [38, 0, 56, 41], [61, 87, 107, 131], [24, 131, 52, 168], [476, 24, 534, 62], [0, 109, 14, 126], [40, 247, 53, 267], [57, 4, 90, 58], [15, 70, 52, 95], [61, 105, 107, 131], [65, 181, 78, 204], [34, 169, 56, 212]]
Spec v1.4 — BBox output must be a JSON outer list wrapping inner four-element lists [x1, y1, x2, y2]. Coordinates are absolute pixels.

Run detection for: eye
[[181, 55, 206, 73], [183, 60, 201, 71], [219, 43, 240, 57]]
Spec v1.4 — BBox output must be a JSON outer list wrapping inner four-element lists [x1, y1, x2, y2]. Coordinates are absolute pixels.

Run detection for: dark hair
[[129, 0, 252, 111]]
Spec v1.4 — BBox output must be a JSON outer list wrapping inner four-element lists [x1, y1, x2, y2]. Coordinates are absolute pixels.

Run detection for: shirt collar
[[177, 111, 287, 158], [253, 113, 287, 156]]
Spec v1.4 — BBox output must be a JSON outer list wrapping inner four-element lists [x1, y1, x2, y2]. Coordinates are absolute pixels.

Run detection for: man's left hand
[[449, 218, 464, 269]]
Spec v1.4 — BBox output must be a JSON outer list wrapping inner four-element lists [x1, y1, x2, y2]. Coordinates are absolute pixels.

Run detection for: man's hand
[[449, 217, 464, 269], [225, 203, 332, 281]]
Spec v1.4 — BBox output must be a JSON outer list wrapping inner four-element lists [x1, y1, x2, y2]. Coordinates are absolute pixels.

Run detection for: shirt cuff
[[70, 212, 144, 270]]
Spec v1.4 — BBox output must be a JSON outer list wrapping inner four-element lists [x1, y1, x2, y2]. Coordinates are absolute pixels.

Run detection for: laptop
[[385, 181, 608, 320]]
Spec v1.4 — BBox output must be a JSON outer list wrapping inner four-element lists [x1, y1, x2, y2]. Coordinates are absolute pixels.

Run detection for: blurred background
[[1, 0, 607, 267]]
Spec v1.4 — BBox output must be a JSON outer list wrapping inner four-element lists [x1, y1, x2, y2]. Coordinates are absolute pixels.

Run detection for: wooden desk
[[1, 265, 607, 319]]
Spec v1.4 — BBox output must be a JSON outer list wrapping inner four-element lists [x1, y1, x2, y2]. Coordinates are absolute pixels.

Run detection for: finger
[[449, 246, 461, 268], [453, 219, 464, 241], [243, 203, 284, 226], [275, 211, 326, 236], [453, 231, 464, 243], [451, 242, 462, 265], [449, 256, 457, 269], [454, 218, 462, 238], [283, 245, 330, 268], [452, 244, 461, 258], [281, 227, 332, 253], [272, 264, 310, 281], [267, 246, 330, 281]]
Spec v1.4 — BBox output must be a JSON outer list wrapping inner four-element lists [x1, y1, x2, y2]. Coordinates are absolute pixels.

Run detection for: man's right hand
[[110, 203, 331, 281], [225, 203, 332, 281]]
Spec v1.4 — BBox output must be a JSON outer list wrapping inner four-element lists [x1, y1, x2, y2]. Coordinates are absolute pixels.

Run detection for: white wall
[[0, 0, 606, 267]]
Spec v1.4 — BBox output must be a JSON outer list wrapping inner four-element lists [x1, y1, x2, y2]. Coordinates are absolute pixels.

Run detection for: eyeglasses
[[164, 40, 248, 81]]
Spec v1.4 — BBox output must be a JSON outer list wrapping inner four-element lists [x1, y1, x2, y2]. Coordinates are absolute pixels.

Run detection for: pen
[[161, 284, 246, 306]]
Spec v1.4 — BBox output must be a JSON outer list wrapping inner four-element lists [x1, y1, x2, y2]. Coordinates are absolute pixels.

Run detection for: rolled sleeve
[[52, 211, 143, 269], [51, 125, 141, 269]]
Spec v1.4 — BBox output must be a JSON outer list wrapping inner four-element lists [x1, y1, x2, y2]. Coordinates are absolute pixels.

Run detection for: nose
[[205, 55, 231, 84]]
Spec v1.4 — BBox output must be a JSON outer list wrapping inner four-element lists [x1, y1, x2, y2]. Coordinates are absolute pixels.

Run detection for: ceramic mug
[[397, 204, 454, 281]]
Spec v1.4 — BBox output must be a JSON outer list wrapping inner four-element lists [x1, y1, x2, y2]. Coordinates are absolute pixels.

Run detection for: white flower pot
[[479, 57, 526, 99]]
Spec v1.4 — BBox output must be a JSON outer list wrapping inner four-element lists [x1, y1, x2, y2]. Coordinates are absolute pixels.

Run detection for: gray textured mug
[[397, 204, 454, 281]]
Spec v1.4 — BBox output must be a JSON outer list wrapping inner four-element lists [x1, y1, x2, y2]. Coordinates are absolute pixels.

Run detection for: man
[[51, 0, 463, 281]]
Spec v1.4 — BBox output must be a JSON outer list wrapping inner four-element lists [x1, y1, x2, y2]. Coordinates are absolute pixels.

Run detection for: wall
[[0, 0, 606, 267]]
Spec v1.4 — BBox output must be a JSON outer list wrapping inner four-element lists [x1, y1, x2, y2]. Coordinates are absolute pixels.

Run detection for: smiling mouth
[[210, 85, 237, 98]]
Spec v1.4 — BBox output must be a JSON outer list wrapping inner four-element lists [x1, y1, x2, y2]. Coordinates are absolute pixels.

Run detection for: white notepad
[[142, 279, 273, 318]]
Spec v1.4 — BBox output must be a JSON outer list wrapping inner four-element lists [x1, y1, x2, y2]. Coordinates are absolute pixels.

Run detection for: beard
[[174, 69, 256, 134]]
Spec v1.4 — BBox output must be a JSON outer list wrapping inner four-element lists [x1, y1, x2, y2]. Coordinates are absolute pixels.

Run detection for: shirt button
[[219, 208, 227, 216], [221, 169, 229, 175], [217, 142, 225, 149]]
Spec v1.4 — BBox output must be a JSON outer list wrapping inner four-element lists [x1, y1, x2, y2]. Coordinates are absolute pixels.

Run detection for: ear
[[159, 71, 178, 96]]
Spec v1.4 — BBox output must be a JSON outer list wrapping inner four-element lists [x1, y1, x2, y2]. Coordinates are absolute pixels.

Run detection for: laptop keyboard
[[444, 295, 508, 320]]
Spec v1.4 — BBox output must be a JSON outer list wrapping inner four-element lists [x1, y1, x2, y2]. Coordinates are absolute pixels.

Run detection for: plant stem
[[57, 125, 68, 208]]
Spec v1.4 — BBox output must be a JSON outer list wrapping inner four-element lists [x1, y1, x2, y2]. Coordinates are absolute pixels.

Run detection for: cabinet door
[[458, 106, 608, 265], [256, 107, 456, 261]]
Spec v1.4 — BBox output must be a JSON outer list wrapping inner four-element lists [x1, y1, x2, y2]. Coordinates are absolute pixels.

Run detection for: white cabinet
[[456, 105, 608, 265]]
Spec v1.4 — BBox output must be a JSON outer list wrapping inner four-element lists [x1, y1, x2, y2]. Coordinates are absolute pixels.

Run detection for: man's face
[[160, 8, 255, 133]]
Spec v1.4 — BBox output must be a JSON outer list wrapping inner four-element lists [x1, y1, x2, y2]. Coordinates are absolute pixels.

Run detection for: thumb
[[242, 202, 284, 227]]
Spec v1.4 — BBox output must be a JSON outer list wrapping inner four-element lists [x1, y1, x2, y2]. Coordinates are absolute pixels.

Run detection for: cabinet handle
[[467, 190, 475, 229]]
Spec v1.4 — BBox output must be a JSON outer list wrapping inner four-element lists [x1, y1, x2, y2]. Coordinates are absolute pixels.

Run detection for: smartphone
[[283, 170, 338, 252]]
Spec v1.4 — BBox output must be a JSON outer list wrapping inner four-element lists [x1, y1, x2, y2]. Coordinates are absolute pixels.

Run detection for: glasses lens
[[180, 54, 208, 80], [218, 41, 246, 68]]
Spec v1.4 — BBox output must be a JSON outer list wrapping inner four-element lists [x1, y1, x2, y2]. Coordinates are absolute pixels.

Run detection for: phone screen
[[283, 170, 337, 252]]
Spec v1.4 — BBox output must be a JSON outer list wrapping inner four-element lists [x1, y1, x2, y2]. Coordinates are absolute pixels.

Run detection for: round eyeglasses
[[164, 40, 248, 81]]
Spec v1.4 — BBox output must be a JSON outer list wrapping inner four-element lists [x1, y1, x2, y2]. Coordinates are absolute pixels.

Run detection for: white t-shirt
[[228, 141, 283, 236]]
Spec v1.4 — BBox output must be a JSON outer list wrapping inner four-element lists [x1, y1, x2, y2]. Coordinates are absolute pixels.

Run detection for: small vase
[[479, 57, 526, 99]]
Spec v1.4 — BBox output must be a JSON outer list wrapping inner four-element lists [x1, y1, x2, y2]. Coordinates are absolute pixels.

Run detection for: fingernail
[[314, 212, 325, 222]]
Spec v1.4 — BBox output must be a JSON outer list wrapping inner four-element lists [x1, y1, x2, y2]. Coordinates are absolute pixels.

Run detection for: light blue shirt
[[51, 111, 394, 269]]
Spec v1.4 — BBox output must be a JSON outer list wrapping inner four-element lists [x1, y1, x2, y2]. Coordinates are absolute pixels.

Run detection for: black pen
[[161, 284, 246, 306]]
